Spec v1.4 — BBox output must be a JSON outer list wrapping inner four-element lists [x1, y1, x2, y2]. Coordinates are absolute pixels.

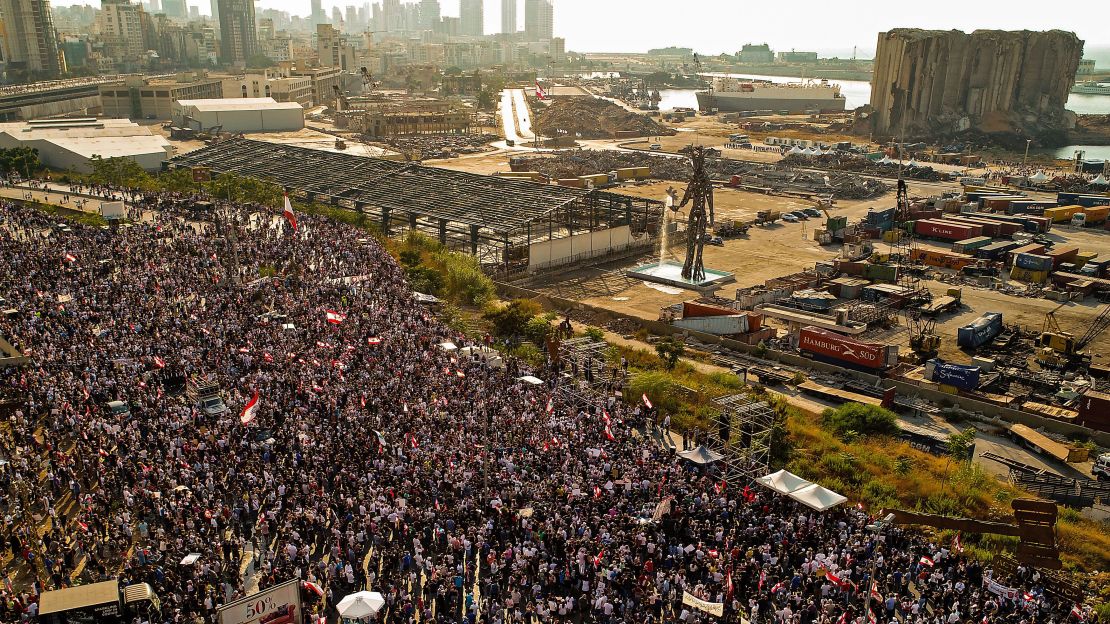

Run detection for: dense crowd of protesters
[[0, 184, 1097, 624]]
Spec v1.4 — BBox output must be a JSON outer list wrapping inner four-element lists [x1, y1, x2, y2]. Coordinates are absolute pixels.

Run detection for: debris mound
[[534, 99, 675, 139]]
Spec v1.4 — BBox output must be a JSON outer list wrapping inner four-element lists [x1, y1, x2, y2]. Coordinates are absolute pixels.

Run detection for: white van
[[1094, 453, 1110, 481]]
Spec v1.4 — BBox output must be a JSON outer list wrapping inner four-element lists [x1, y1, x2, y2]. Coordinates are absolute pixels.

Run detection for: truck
[[755, 210, 781, 225], [1094, 453, 1110, 481], [38, 580, 160, 624], [187, 379, 228, 416], [715, 220, 750, 237]]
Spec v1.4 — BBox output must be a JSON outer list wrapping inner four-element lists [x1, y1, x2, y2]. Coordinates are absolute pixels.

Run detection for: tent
[[789, 146, 804, 155], [755, 469, 810, 495], [336, 591, 385, 620], [878, 156, 892, 165], [677, 445, 724, 465], [1028, 171, 1050, 184], [907, 159, 919, 167], [789, 483, 848, 511], [1091, 174, 1109, 186], [517, 375, 544, 385]]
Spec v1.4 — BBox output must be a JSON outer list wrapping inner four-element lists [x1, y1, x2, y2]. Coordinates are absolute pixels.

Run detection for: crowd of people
[[0, 185, 1096, 624]]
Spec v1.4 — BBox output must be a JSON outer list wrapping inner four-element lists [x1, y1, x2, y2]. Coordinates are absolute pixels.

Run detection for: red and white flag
[[868, 609, 877, 624], [545, 397, 554, 414], [1071, 605, 1085, 621], [919, 555, 934, 567], [726, 569, 734, 598], [153, 356, 166, 369], [535, 81, 547, 100], [603, 423, 615, 441], [240, 390, 260, 425], [593, 486, 602, 499], [770, 581, 785, 594], [953, 532, 963, 553], [302, 580, 324, 597], [870, 581, 883, 601], [759, 569, 766, 590], [63, 253, 77, 263], [325, 310, 346, 324], [835, 611, 848, 624], [77, 521, 89, 532], [593, 550, 604, 567], [282, 193, 298, 232], [825, 570, 842, 586], [367, 337, 381, 345], [642, 393, 652, 409]]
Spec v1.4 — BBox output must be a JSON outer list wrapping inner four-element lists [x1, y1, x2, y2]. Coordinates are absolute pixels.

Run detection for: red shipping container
[[1047, 245, 1079, 268], [683, 301, 739, 318], [1077, 390, 1110, 433], [798, 327, 891, 369], [942, 216, 1003, 237], [915, 220, 982, 241]]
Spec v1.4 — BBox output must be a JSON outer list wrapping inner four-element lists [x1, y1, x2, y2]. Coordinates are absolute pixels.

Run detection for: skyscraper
[[459, 0, 482, 36], [97, 0, 145, 61], [499, 0, 515, 34], [0, 0, 61, 74], [310, 0, 325, 25], [523, 0, 551, 41], [159, 0, 185, 18], [209, 0, 218, 23], [217, 0, 257, 65], [418, 0, 439, 30]]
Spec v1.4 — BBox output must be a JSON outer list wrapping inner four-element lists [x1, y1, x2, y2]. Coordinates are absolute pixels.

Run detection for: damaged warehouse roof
[[169, 138, 653, 234]]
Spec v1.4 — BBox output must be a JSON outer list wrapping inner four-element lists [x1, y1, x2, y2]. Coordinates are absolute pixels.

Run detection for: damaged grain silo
[[868, 29, 1083, 140]]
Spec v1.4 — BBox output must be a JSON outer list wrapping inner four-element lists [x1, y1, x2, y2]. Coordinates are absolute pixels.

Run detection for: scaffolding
[[709, 394, 776, 485], [168, 138, 665, 272], [556, 338, 619, 405]]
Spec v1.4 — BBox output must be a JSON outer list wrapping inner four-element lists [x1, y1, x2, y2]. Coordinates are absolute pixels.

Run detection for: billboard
[[99, 201, 126, 220], [192, 167, 212, 183], [217, 580, 301, 624]]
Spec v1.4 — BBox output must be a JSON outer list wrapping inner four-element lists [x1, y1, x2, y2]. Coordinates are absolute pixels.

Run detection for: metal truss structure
[[555, 338, 619, 405], [709, 394, 776, 485]]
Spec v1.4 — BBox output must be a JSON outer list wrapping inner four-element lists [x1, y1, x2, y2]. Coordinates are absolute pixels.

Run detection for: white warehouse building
[[172, 98, 305, 133], [0, 118, 174, 173]]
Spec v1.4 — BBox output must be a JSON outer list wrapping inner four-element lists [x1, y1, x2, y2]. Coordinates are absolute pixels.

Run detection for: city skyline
[[41, 0, 1110, 56]]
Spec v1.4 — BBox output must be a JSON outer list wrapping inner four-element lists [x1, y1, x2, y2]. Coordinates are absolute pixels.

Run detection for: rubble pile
[[534, 99, 675, 139], [370, 133, 499, 158], [781, 154, 945, 182]]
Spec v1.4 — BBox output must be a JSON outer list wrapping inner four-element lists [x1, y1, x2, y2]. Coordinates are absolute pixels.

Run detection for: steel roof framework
[[169, 138, 664, 269], [710, 394, 776, 485]]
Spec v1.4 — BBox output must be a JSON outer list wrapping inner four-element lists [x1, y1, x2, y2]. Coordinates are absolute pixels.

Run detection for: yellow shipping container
[[1082, 205, 1110, 221], [579, 173, 609, 185], [614, 168, 639, 181], [938, 383, 960, 394], [881, 230, 903, 243], [1044, 205, 1083, 223], [633, 166, 651, 178], [1009, 266, 1048, 283]]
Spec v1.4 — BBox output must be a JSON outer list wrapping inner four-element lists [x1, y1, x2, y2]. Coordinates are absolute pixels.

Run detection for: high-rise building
[[98, 0, 146, 61], [418, 0, 439, 30], [208, 0, 218, 22], [523, 0, 551, 41], [0, 0, 62, 74], [159, 0, 185, 18], [188, 5, 198, 18], [381, 0, 400, 33], [217, 0, 257, 65], [499, 0, 515, 34], [310, 0, 325, 25], [459, 0, 482, 36]]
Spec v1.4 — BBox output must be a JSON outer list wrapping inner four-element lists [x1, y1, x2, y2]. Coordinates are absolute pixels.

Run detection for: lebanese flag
[[593, 486, 602, 499], [870, 581, 883, 601], [367, 337, 381, 346], [770, 581, 785, 594], [603, 423, 615, 441], [593, 550, 604, 567], [1023, 592, 1034, 602], [1071, 605, 1085, 621], [545, 397, 554, 414], [953, 532, 963, 553], [263, 352, 274, 363], [239, 390, 260, 425], [758, 569, 766, 590], [714, 480, 726, 495], [77, 521, 89, 532], [153, 356, 166, 369], [726, 568, 734, 598], [825, 570, 842, 586], [535, 81, 547, 100], [325, 310, 346, 324], [283, 193, 298, 232], [836, 611, 849, 624], [642, 393, 652, 409], [868, 609, 877, 624], [919, 555, 934, 567], [64, 253, 77, 263], [303, 581, 324, 597]]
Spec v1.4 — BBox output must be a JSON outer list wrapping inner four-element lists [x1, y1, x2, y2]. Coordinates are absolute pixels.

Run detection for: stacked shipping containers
[[798, 327, 899, 370], [915, 220, 982, 241], [951, 236, 992, 254]]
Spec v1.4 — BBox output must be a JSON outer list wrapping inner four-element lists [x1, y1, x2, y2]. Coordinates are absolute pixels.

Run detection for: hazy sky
[[57, 0, 1110, 58]]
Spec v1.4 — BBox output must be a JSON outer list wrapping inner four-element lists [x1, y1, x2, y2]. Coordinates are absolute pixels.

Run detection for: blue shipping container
[[957, 312, 1003, 349], [1015, 253, 1053, 272], [1076, 195, 1110, 208], [1057, 192, 1080, 204], [927, 359, 982, 390]]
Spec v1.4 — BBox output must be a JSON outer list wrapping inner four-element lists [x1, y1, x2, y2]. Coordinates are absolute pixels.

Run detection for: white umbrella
[[336, 591, 385, 620]]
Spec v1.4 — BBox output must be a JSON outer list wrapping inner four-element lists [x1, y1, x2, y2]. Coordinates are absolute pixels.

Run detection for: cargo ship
[[1070, 81, 1110, 95], [696, 77, 846, 113]]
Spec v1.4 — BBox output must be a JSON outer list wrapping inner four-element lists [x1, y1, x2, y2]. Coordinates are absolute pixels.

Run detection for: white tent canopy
[[677, 445, 724, 465], [336, 591, 385, 620], [789, 146, 804, 155], [755, 469, 811, 495], [755, 470, 847, 511], [1091, 174, 1109, 185], [1028, 171, 1050, 183], [790, 483, 848, 511], [518, 375, 544, 385]]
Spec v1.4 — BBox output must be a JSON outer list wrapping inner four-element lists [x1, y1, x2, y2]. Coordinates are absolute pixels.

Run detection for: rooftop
[[176, 98, 305, 112]]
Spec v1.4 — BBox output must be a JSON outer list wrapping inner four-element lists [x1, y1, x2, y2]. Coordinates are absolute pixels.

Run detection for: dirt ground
[[519, 178, 1110, 367]]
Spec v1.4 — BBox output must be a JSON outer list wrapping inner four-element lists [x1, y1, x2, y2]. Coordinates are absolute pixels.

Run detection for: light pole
[[862, 513, 896, 624], [1023, 139, 1032, 168]]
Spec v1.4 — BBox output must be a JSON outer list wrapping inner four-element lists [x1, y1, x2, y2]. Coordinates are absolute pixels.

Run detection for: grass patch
[[26, 201, 108, 227]]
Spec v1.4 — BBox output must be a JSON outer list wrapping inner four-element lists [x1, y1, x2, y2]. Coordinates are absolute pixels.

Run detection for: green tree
[[89, 155, 153, 188], [246, 54, 275, 69], [204, 172, 282, 206], [483, 299, 542, 340], [946, 427, 977, 462], [655, 337, 685, 370], [820, 404, 899, 438], [0, 147, 42, 177], [444, 66, 463, 76]]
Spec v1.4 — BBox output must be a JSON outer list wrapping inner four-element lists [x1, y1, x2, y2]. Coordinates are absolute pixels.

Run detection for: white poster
[[99, 201, 126, 219], [218, 580, 302, 624], [682, 591, 724, 617]]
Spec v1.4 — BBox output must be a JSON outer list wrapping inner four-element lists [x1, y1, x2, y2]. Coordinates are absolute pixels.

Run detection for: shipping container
[[1077, 390, 1110, 432], [951, 236, 993, 254], [1015, 253, 1054, 272], [1081, 205, 1110, 225], [942, 215, 1006, 237], [957, 312, 1003, 349], [836, 260, 867, 276], [1009, 267, 1049, 283], [578, 173, 610, 186], [556, 178, 586, 188], [1006, 201, 1053, 215], [1075, 195, 1110, 208], [826, 216, 848, 232], [1044, 205, 1083, 223], [682, 301, 738, 318], [925, 358, 982, 390], [1057, 192, 1080, 205], [614, 167, 650, 180], [1007, 243, 1046, 265], [915, 220, 982, 241], [864, 263, 899, 283], [982, 196, 1027, 212], [673, 314, 750, 335], [971, 212, 1050, 234], [975, 240, 1020, 260], [798, 326, 898, 370], [909, 247, 977, 270], [964, 191, 1009, 203], [1046, 245, 1079, 268], [867, 207, 896, 224]]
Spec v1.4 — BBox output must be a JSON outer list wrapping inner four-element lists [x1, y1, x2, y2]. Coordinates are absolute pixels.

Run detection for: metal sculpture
[[676, 145, 715, 282]]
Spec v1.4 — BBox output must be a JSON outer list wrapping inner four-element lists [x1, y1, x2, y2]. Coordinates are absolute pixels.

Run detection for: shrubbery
[[820, 404, 900, 438]]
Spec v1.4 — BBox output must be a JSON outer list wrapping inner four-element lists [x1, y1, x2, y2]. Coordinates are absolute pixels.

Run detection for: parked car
[[789, 211, 809, 220], [781, 214, 799, 223], [803, 208, 823, 218], [649, 144, 662, 151]]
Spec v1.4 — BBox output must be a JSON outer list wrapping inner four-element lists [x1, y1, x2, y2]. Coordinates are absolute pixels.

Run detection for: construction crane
[[906, 310, 940, 360], [1036, 301, 1110, 367]]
